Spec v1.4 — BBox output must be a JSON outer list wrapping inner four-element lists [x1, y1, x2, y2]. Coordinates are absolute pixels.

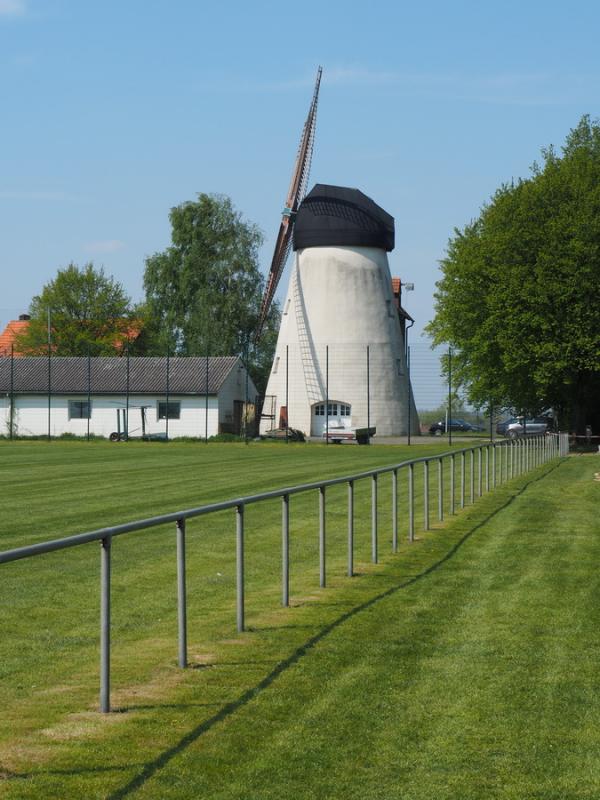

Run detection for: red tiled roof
[[0, 320, 30, 357], [0, 318, 142, 356]]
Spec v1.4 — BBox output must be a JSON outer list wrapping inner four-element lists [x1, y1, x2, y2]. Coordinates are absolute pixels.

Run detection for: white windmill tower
[[256, 70, 419, 439]]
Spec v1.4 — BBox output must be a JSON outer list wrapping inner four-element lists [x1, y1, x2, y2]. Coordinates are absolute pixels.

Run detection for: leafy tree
[[427, 116, 600, 434], [143, 193, 279, 391], [16, 263, 137, 355]]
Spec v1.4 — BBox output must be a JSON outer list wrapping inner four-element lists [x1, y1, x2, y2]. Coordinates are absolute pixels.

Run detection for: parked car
[[496, 417, 517, 436], [429, 418, 474, 435], [505, 416, 552, 438]]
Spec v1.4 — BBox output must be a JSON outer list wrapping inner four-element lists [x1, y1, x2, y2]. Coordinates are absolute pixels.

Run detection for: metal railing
[[0, 434, 567, 712]]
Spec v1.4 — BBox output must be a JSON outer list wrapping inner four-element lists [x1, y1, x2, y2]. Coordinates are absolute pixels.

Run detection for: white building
[[0, 356, 256, 439], [260, 184, 419, 438]]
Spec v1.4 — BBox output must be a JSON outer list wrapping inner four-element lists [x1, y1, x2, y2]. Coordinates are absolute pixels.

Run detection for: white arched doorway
[[311, 401, 352, 436]]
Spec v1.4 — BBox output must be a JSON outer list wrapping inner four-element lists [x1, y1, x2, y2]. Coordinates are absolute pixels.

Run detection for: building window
[[68, 400, 90, 419], [273, 356, 280, 374], [340, 404, 351, 416], [158, 401, 181, 420], [396, 359, 403, 376], [283, 299, 291, 316]]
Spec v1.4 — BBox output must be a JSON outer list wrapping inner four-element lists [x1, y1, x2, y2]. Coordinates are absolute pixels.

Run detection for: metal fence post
[[392, 469, 398, 553], [348, 480, 354, 576], [408, 463, 415, 542], [371, 474, 378, 564], [319, 486, 326, 588], [438, 457, 444, 521], [470, 450, 475, 503], [485, 446, 490, 493], [176, 518, 187, 668], [100, 537, 111, 713], [282, 494, 289, 606], [450, 454, 455, 515], [423, 461, 430, 530], [477, 448, 482, 497], [236, 505, 245, 633], [460, 451, 465, 509]]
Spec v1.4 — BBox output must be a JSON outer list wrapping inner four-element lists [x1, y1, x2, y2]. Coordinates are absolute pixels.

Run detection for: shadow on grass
[[14, 464, 563, 797], [104, 463, 560, 798]]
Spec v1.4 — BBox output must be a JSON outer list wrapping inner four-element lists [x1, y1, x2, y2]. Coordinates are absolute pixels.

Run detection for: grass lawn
[[1, 441, 598, 798]]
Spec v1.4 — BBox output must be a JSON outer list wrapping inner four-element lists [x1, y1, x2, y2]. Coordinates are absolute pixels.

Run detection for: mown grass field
[[1, 440, 598, 799]]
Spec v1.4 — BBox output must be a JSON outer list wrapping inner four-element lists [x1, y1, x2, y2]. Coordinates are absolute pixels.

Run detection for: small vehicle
[[429, 418, 473, 436], [496, 417, 517, 436], [505, 417, 552, 438], [322, 425, 376, 444], [262, 427, 306, 442]]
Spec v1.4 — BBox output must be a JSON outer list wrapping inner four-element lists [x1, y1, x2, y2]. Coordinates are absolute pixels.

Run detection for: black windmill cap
[[292, 184, 395, 252]]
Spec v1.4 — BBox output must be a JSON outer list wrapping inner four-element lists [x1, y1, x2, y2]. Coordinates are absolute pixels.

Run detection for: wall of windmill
[[260, 341, 420, 438]]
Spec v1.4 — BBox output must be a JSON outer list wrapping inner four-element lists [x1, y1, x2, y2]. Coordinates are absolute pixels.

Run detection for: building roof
[[0, 317, 143, 357], [0, 356, 241, 395], [0, 319, 30, 357], [391, 277, 414, 323], [293, 184, 395, 252]]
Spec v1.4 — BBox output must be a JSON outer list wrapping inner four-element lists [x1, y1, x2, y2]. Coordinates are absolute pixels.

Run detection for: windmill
[[255, 66, 322, 341], [258, 70, 419, 439]]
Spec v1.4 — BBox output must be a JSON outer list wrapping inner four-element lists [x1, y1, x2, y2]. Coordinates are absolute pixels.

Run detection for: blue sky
[[1, 0, 599, 351]]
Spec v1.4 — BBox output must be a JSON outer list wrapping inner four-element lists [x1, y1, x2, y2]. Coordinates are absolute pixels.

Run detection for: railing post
[[319, 486, 326, 588], [497, 444, 502, 485], [423, 461, 430, 530], [371, 474, 378, 564], [450, 454, 455, 515], [176, 518, 187, 668], [477, 448, 482, 497], [282, 494, 289, 607], [236, 504, 245, 633], [438, 457, 444, 521], [100, 536, 111, 713], [470, 450, 475, 503], [485, 447, 490, 493], [348, 480, 354, 576], [392, 470, 398, 553], [408, 463, 415, 542], [460, 451, 465, 509]]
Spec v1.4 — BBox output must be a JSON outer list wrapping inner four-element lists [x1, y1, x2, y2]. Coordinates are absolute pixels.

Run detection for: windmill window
[[314, 404, 324, 416], [397, 359, 403, 376], [273, 356, 280, 374], [340, 404, 351, 416], [68, 400, 90, 419], [283, 299, 291, 315], [158, 401, 181, 420]]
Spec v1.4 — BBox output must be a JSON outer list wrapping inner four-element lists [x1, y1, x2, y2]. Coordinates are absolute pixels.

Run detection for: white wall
[[260, 246, 420, 437], [217, 363, 258, 429], [0, 394, 220, 439]]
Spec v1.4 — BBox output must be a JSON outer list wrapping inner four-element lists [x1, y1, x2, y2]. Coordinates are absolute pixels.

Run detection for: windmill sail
[[255, 66, 322, 341]]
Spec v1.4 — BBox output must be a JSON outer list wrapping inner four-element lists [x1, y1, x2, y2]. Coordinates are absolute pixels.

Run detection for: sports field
[[1, 441, 598, 798]]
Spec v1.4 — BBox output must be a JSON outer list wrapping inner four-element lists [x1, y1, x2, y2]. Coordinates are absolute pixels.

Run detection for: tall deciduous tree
[[143, 193, 279, 391], [16, 263, 136, 355], [427, 116, 600, 433]]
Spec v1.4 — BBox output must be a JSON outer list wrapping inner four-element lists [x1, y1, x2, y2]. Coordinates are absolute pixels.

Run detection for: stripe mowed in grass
[[1, 442, 598, 799]]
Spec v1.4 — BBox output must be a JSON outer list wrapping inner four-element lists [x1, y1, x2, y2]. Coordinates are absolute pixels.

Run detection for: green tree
[[427, 116, 600, 434], [143, 193, 279, 391], [16, 263, 137, 355]]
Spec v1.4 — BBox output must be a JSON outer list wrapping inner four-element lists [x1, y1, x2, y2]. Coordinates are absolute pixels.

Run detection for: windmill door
[[311, 402, 352, 436]]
